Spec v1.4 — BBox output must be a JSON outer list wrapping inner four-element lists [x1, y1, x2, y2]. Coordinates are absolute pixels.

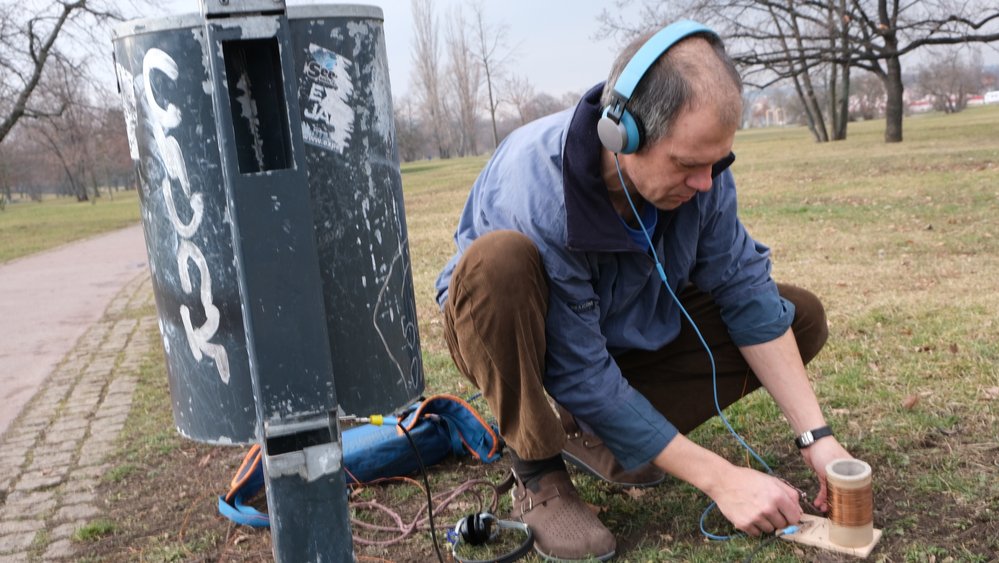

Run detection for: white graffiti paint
[[177, 240, 231, 384], [143, 48, 231, 384]]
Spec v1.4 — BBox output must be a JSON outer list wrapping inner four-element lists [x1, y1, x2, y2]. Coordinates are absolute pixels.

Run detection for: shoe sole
[[508, 476, 618, 562], [561, 450, 666, 489], [535, 545, 616, 562]]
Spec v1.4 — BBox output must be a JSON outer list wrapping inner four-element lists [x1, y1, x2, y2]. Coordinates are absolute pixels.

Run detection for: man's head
[[600, 26, 744, 212], [600, 27, 743, 151]]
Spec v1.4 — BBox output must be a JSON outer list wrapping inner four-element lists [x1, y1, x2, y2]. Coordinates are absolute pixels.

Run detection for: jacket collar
[[561, 82, 735, 253]]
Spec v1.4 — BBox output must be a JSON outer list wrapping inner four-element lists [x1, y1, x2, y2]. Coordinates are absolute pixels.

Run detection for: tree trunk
[[883, 54, 904, 143], [484, 63, 499, 150], [833, 0, 850, 140]]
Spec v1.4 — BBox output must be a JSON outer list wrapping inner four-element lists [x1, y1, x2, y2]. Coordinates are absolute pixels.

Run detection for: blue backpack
[[219, 394, 504, 527]]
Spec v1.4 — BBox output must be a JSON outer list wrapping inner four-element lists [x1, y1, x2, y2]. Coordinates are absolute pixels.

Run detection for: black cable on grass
[[397, 421, 446, 563]]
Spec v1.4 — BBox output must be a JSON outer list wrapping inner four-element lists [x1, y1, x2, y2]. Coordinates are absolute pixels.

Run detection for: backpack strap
[[218, 444, 270, 528], [399, 394, 503, 463]]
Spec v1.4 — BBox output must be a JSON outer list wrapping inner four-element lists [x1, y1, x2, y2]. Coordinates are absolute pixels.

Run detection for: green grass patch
[[0, 190, 140, 264], [74, 520, 118, 542]]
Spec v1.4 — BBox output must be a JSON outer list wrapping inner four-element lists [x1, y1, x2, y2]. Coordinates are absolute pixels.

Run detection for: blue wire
[[612, 155, 774, 541]]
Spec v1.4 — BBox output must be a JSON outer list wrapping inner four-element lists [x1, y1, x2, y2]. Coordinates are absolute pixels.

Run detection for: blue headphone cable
[[613, 154, 775, 541]]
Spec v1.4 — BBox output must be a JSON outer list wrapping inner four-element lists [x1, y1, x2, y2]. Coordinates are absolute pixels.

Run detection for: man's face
[[619, 103, 736, 211]]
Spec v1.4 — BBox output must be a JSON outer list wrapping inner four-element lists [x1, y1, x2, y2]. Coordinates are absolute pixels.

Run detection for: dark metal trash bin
[[112, 4, 424, 445]]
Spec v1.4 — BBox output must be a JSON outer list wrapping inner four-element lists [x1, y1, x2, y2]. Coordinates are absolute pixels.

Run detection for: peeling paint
[[114, 62, 140, 160], [300, 43, 355, 152]]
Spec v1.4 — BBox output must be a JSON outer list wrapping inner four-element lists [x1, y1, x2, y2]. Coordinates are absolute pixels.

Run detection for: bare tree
[[915, 47, 984, 113], [599, 0, 999, 143], [471, 2, 515, 150], [445, 5, 482, 157], [0, 0, 124, 146], [849, 71, 886, 120], [393, 95, 426, 162], [27, 58, 103, 202], [411, 0, 452, 159], [503, 74, 537, 125]]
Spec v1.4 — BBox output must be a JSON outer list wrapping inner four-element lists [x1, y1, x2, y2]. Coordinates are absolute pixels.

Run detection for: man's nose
[[687, 167, 714, 192]]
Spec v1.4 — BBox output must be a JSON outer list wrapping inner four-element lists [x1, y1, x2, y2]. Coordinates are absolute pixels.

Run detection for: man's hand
[[653, 435, 805, 537], [709, 465, 803, 536], [799, 437, 853, 512]]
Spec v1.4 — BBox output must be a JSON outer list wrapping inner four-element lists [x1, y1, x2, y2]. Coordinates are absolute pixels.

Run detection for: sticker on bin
[[301, 44, 355, 153]]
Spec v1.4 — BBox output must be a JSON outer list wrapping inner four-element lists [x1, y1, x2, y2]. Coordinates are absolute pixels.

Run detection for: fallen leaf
[[983, 387, 999, 400], [949, 343, 959, 354], [234, 534, 249, 546], [623, 487, 647, 500], [585, 502, 607, 515], [902, 395, 919, 409], [198, 453, 212, 468]]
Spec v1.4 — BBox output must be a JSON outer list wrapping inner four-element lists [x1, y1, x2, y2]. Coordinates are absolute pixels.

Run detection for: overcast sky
[[153, 0, 621, 100]]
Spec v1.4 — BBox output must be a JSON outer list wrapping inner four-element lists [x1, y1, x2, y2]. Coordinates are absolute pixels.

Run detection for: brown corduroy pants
[[442, 230, 828, 462]]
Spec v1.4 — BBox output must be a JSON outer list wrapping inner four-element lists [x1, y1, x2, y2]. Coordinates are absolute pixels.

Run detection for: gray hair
[[601, 30, 743, 149]]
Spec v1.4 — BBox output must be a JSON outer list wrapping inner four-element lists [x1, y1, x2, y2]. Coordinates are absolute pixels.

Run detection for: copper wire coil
[[828, 479, 873, 528]]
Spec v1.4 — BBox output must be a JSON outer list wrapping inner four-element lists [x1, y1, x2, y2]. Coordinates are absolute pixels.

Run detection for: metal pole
[[199, 1, 353, 560]]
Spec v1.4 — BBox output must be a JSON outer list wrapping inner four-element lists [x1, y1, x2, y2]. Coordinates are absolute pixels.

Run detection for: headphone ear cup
[[597, 106, 644, 154], [617, 109, 643, 154], [460, 513, 492, 545], [597, 107, 629, 154]]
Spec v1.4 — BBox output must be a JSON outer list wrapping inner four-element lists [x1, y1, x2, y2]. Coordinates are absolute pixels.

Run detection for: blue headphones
[[597, 20, 718, 154]]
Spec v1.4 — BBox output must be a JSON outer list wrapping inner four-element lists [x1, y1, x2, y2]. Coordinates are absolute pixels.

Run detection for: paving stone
[[14, 472, 64, 492], [0, 520, 44, 535], [44, 427, 87, 445], [60, 491, 96, 506], [49, 523, 78, 540], [89, 427, 120, 442], [0, 531, 36, 554], [93, 414, 129, 428], [27, 452, 75, 473], [69, 464, 109, 481], [44, 538, 76, 559], [0, 453, 28, 470], [2, 431, 41, 446], [16, 416, 52, 429], [4, 491, 57, 516], [76, 448, 106, 468], [2, 436, 37, 448], [55, 503, 99, 521], [95, 406, 130, 420], [35, 442, 76, 457]]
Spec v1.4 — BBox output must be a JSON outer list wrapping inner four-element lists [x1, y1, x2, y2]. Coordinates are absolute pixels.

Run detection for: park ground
[[6, 107, 997, 562]]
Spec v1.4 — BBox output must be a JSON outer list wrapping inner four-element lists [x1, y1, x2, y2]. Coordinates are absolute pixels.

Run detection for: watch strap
[[795, 425, 833, 449]]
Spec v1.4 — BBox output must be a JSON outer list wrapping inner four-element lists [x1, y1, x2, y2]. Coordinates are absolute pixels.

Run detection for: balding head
[[601, 31, 743, 150]]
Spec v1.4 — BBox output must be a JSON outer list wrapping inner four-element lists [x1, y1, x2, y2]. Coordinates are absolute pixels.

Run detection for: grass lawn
[[0, 191, 141, 264], [66, 106, 999, 562]]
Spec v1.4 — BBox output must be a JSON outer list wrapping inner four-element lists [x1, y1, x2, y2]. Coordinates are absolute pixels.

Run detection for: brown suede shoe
[[559, 405, 666, 488], [509, 470, 616, 561]]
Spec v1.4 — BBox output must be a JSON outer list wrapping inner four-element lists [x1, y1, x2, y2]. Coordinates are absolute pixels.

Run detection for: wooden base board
[[780, 515, 882, 558]]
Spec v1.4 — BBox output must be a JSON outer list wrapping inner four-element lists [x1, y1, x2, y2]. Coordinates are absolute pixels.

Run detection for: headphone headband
[[611, 20, 716, 102], [599, 19, 718, 154]]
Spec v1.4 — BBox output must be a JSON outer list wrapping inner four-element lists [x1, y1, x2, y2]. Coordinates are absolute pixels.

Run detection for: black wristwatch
[[794, 426, 834, 449]]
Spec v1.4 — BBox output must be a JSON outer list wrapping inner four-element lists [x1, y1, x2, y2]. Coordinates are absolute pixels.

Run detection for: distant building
[[985, 91, 999, 104]]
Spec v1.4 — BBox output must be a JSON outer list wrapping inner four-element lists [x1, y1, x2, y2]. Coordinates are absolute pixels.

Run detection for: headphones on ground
[[597, 19, 718, 154], [449, 512, 534, 563]]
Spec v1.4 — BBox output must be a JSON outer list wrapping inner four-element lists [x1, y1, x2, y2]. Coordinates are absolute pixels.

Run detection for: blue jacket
[[435, 84, 794, 469]]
